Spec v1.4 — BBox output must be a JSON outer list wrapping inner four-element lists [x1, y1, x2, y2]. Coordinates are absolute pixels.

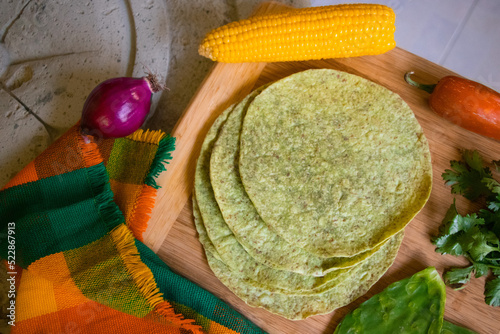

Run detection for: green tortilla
[[204, 231, 404, 320], [194, 89, 351, 293], [239, 69, 432, 258], [210, 84, 384, 276], [192, 193, 221, 262], [194, 184, 398, 297]]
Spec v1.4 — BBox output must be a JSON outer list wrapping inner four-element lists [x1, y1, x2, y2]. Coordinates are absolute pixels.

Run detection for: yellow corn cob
[[198, 4, 396, 63]]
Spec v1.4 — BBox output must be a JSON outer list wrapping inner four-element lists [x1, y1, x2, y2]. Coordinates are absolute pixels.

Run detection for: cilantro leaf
[[484, 230, 500, 247], [432, 203, 463, 256], [479, 208, 500, 236], [433, 233, 463, 256], [485, 277, 500, 306], [472, 262, 490, 278], [463, 150, 487, 171], [434, 201, 475, 235], [436, 150, 500, 306], [483, 177, 500, 196], [449, 213, 485, 235], [444, 266, 473, 288], [458, 226, 498, 261], [487, 199, 500, 213], [442, 150, 493, 201], [432, 202, 487, 257]]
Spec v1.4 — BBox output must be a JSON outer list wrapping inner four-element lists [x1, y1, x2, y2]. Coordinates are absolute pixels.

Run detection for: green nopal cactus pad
[[334, 267, 446, 334], [441, 321, 477, 334]]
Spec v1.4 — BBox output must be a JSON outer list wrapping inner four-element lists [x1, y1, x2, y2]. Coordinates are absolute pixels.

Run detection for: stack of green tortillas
[[193, 69, 433, 320]]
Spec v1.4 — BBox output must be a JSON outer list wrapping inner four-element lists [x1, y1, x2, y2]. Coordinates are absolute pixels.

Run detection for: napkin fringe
[[155, 301, 204, 334], [87, 163, 125, 231], [127, 128, 165, 144], [80, 134, 163, 313], [145, 135, 176, 189], [128, 184, 156, 242], [81, 129, 198, 332], [110, 224, 202, 332], [110, 224, 164, 305], [125, 131, 176, 240]]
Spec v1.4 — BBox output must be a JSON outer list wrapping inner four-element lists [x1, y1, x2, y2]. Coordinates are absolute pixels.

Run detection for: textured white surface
[[0, 0, 171, 187]]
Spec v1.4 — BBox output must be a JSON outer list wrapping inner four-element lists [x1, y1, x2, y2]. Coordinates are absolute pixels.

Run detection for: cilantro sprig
[[433, 150, 500, 307], [442, 150, 493, 201]]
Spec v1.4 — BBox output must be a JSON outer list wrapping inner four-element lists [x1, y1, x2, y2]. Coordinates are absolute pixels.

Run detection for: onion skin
[[80, 75, 161, 138]]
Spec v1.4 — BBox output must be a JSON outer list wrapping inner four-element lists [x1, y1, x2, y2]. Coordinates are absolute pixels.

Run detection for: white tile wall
[[310, 0, 500, 92]]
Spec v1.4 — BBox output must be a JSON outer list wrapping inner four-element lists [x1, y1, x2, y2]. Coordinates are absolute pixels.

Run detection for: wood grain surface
[[144, 3, 500, 333]]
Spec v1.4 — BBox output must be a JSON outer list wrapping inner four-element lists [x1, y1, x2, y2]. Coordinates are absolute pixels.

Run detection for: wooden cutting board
[[143, 3, 500, 333]]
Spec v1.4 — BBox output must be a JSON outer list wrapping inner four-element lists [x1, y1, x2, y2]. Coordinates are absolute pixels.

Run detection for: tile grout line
[[437, 0, 479, 65]]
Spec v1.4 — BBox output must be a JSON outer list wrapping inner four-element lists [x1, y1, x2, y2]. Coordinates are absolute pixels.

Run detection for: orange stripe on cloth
[[109, 179, 143, 226], [209, 321, 242, 334], [110, 179, 158, 241], [76, 132, 104, 168], [128, 184, 157, 242], [97, 137, 116, 165], [15, 269, 58, 322], [108, 180, 161, 242], [27, 252, 88, 311], [2, 123, 101, 190], [34, 124, 87, 179], [15, 253, 89, 323], [12, 300, 187, 334], [2, 160, 38, 190]]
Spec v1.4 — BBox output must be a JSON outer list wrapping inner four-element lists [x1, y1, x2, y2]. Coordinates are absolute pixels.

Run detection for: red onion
[[80, 73, 164, 138]]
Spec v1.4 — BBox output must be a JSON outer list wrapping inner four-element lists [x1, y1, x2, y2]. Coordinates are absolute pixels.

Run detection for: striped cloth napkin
[[0, 123, 265, 334]]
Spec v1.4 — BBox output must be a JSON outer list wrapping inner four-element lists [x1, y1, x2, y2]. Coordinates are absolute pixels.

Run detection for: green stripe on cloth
[[135, 240, 266, 334], [0, 163, 123, 267]]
